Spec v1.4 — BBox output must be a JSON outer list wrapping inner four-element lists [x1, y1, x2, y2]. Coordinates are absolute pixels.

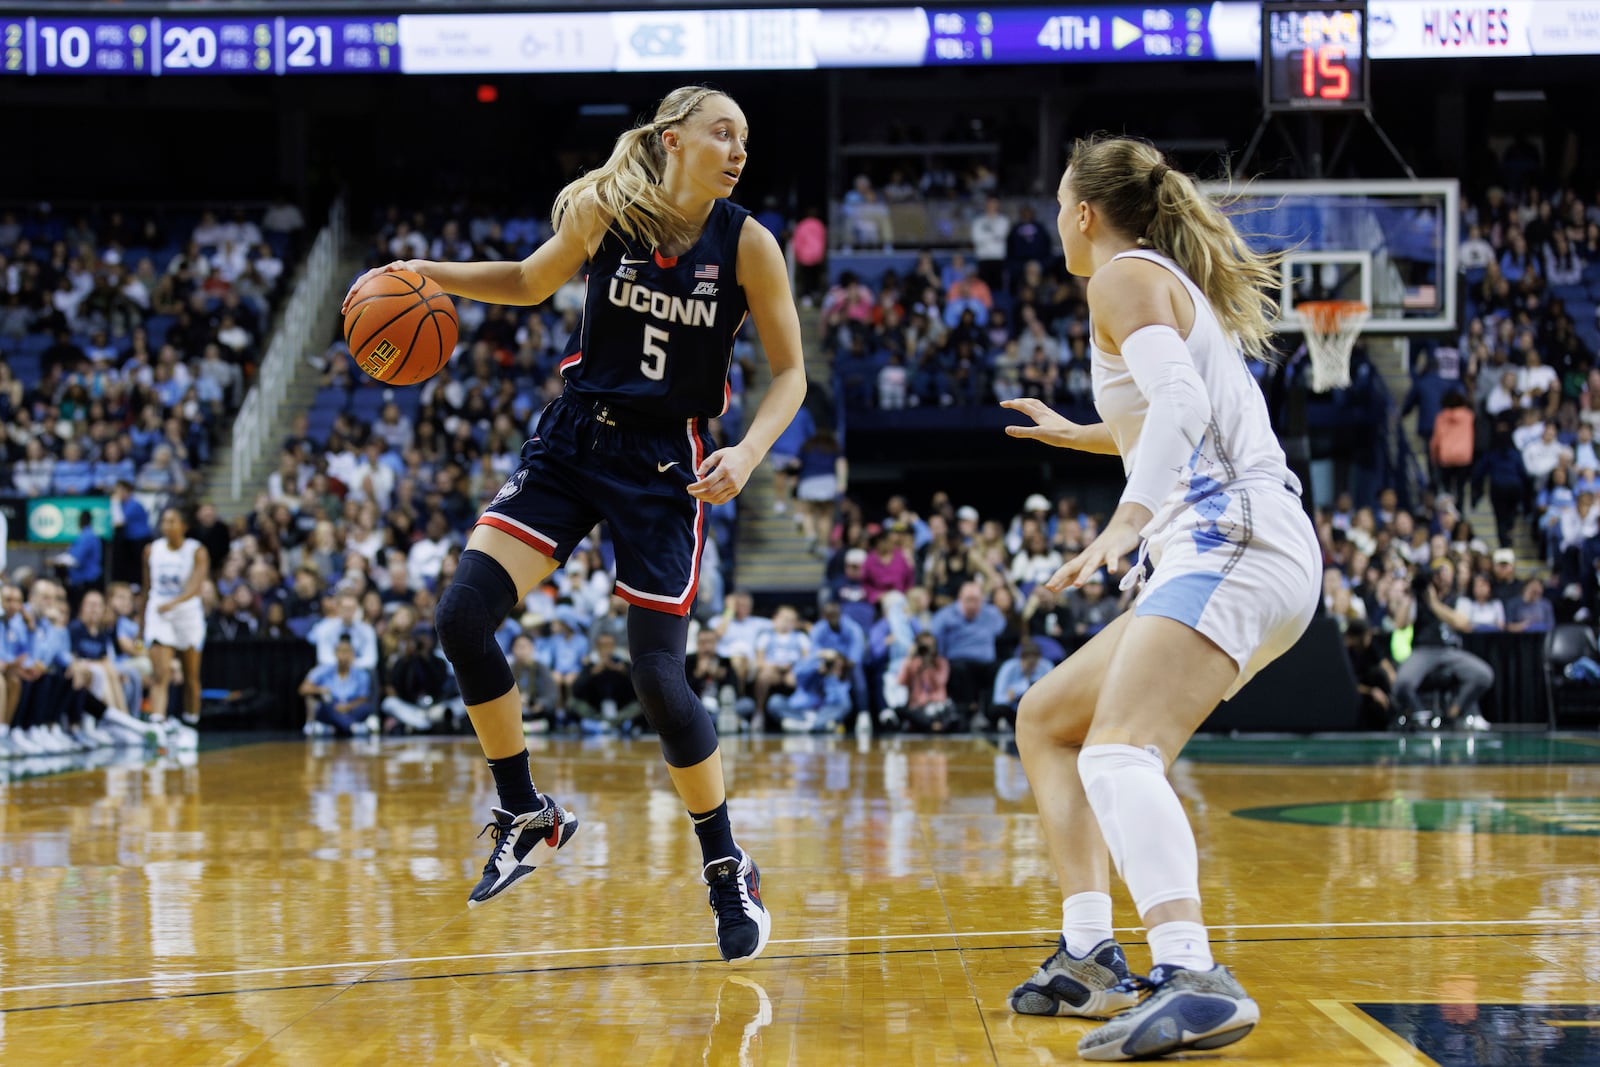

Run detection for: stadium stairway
[[204, 247, 370, 521], [731, 304, 829, 600], [1377, 343, 1540, 565]]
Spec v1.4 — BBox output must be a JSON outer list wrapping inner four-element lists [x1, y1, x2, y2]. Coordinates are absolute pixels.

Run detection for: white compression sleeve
[[1116, 324, 1212, 529], [1077, 743, 1201, 917]]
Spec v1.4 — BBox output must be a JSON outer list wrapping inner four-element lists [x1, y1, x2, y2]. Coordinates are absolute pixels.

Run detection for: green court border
[[1235, 796, 1600, 836]]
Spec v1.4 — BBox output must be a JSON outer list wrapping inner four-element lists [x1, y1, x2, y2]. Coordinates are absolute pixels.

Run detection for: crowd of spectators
[[821, 235, 1080, 412], [0, 201, 303, 519], [10, 149, 1600, 748], [1404, 182, 1600, 557], [0, 199, 305, 756]]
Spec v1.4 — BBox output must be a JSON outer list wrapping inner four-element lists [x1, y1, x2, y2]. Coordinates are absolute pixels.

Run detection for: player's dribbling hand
[[688, 443, 755, 505], [341, 260, 418, 314], [1045, 512, 1145, 592], [1000, 398, 1084, 449]]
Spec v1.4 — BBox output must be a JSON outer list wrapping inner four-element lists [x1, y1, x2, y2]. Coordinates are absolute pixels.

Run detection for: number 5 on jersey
[[641, 325, 669, 380]]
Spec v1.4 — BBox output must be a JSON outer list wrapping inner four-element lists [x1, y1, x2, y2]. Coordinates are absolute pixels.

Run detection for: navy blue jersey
[[68, 620, 112, 660], [558, 199, 751, 421]]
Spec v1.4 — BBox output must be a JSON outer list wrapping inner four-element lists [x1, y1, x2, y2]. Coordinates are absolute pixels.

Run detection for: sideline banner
[[1369, 1, 1600, 59], [25, 496, 113, 543]]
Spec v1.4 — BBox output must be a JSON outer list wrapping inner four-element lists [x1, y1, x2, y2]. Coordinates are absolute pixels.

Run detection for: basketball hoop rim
[[1298, 300, 1370, 333]]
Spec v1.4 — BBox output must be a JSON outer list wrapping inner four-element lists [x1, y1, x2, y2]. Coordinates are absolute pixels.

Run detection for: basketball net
[[1299, 300, 1369, 393]]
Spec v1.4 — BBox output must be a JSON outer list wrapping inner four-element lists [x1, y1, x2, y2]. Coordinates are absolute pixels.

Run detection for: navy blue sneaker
[[1009, 938, 1141, 1018], [703, 852, 771, 965], [1077, 964, 1259, 1061], [467, 798, 578, 908]]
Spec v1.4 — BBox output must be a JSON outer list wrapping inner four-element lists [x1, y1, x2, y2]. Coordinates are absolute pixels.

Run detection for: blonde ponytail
[[551, 86, 725, 254], [1067, 134, 1282, 362]]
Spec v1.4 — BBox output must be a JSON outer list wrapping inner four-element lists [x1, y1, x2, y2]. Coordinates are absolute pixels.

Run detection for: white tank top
[[1089, 249, 1299, 534], [149, 538, 201, 606]]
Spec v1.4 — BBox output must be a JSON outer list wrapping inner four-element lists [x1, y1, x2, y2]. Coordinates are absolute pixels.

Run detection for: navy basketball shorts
[[478, 392, 714, 617]]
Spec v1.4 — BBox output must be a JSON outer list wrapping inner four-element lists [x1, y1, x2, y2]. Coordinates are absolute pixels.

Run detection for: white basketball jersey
[[149, 538, 201, 602], [1090, 249, 1298, 535]]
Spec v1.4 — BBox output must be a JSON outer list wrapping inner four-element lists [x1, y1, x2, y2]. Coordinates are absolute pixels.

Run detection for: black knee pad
[[632, 650, 718, 767], [436, 549, 518, 706]]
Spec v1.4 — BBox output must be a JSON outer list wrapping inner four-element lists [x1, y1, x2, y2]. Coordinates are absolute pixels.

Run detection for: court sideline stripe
[[1, 917, 1596, 997], [5, 931, 1599, 1018]]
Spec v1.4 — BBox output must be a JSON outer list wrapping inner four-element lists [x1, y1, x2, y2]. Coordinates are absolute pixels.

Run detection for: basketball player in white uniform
[[1000, 135, 1321, 1061], [143, 507, 208, 743]]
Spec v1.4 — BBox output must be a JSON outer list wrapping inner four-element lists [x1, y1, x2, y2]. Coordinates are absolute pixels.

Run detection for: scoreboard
[[3, 4, 1597, 76], [2, 6, 1256, 75], [2, 15, 399, 76]]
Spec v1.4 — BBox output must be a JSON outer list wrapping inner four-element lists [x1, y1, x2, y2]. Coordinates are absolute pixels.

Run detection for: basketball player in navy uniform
[[344, 86, 804, 964]]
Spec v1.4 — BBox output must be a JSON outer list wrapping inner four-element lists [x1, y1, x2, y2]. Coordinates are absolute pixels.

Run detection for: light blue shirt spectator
[[115, 615, 141, 665], [135, 447, 187, 495], [810, 611, 867, 666], [781, 654, 854, 721], [155, 375, 186, 409], [932, 588, 1007, 664], [993, 649, 1056, 707], [94, 458, 137, 493], [755, 624, 811, 669], [493, 617, 524, 655], [30, 617, 72, 670], [194, 375, 225, 407], [943, 295, 990, 329], [308, 612, 379, 671], [305, 661, 372, 706], [540, 630, 589, 675], [1, 611, 31, 664], [129, 425, 162, 464], [52, 459, 95, 495]]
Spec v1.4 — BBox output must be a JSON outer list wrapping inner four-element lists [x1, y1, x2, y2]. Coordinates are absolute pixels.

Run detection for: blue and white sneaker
[[467, 797, 578, 908], [1009, 938, 1141, 1018], [703, 852, 771, 965], [1077, 964, 1259, 1061]]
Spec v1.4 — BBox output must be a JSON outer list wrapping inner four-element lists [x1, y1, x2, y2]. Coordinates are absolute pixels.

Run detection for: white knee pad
[[1077, 743, 1200, 917]]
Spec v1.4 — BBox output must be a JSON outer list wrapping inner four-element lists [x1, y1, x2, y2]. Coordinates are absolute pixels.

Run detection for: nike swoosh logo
[[657, 461, 679, 473], [621, 257, 649, 265]]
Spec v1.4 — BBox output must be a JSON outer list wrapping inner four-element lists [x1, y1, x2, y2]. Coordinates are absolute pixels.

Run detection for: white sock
[[1147, 920, 1214, 971], [1061, 892, 1114, 958], [1077, 744, 1200, 916]]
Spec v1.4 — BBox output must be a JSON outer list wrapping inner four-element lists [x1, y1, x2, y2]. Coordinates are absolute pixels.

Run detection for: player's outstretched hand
[[1001, 398, 1086, 449], [688, 443, 756, 505], [341, 260, 418, 314], [1045, 517, 1142, 592]]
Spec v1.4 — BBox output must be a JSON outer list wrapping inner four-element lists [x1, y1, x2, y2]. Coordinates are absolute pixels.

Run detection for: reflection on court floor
[[0, 732, 1596, 1065]]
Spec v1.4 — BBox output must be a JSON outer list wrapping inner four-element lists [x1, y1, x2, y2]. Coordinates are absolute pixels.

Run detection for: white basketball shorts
[[1133, 482, 1321, 700]]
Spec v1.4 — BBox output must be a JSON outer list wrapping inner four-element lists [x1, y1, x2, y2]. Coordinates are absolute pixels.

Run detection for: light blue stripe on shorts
[[1134, 572, 1225, 630]]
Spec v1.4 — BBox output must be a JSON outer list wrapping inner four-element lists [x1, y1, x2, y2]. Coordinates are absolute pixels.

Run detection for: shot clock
[[1261, 1, 1368, 112]]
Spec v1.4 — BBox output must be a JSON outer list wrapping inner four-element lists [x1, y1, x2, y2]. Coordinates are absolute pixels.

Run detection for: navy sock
[[486, 750, 541, 815], [689, 801, 739, 866]]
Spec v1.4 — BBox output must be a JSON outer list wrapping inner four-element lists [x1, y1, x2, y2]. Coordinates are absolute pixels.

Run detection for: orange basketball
[[343, 270, 459, 386]]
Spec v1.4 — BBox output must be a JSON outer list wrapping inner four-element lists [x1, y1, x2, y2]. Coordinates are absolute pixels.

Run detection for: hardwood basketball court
[[2, 733, 1597, 1065]]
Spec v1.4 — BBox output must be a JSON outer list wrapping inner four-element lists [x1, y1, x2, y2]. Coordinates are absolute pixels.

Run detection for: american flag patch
[[694, 264, 719, 280]]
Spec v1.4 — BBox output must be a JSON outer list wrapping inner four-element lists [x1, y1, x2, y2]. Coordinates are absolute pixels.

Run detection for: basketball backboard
[[1199, 179, 1459, 333]]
